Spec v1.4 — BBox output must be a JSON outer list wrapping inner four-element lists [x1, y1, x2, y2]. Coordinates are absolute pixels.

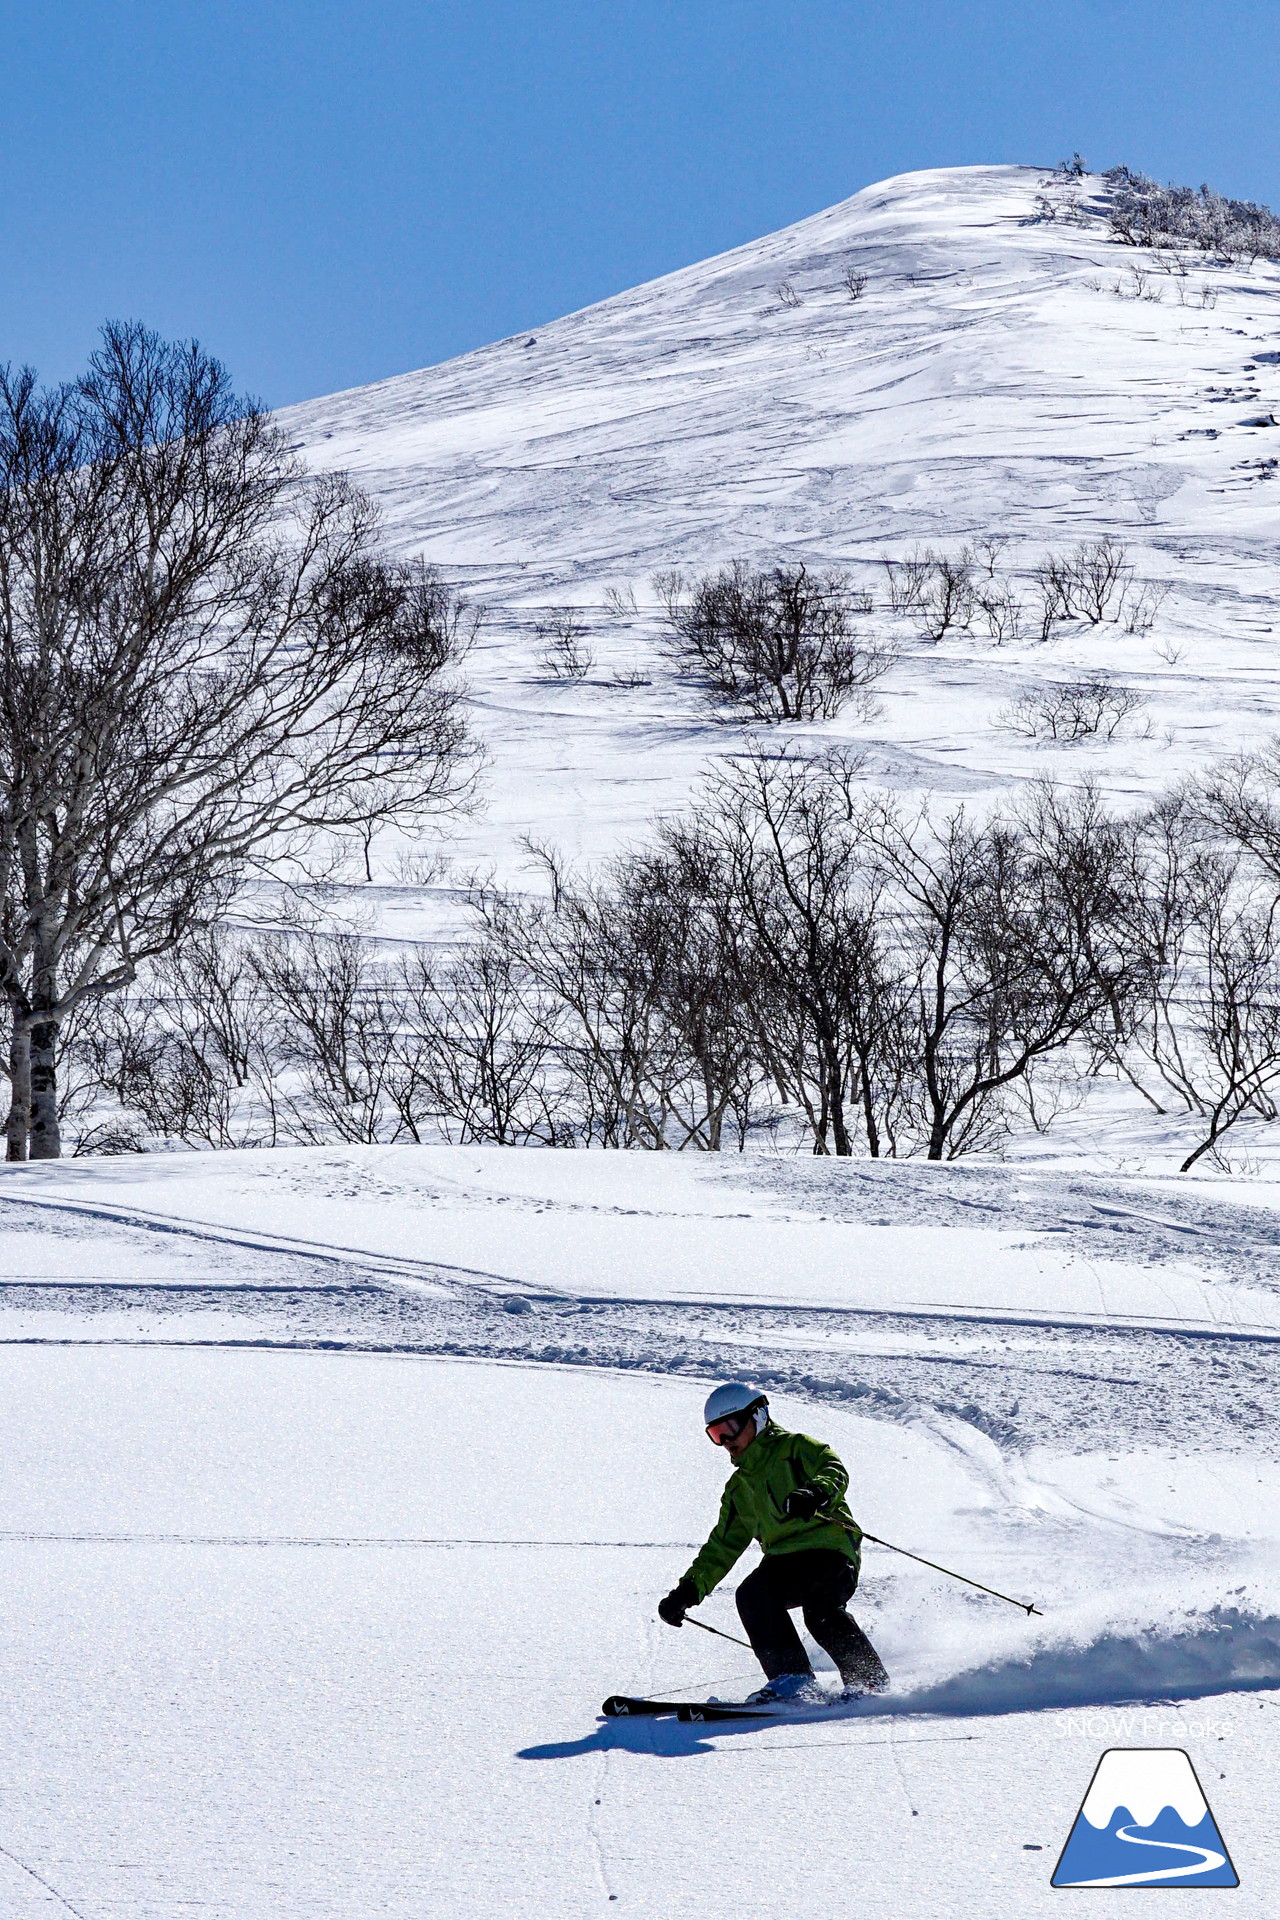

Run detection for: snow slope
[[281, 163, 1280, 887], [1, 1145, 1279, 1914], [5, 169, 1280, 1915]]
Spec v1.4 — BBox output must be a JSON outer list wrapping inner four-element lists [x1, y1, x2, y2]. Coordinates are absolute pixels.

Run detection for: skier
[[657, 1382, 888, 1705]]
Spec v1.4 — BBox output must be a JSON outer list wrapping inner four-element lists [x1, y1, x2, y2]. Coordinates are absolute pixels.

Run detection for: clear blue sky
[[2, 1, 1275, 407]]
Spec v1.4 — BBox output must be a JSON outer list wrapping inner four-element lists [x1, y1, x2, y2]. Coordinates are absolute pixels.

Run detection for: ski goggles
[[706, 1413, 749, 1445]]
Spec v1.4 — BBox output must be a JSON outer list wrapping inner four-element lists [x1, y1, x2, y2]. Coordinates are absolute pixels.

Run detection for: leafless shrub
[[919, 554, 976, 642], [391, 848, 450, 887], [1067, 538, 1134, 623], [610, 667, 652, 690], [1033, 190, 1089, 227], [1031, 540, 1132, 636], [602, 584, 639, 618], [652, 569, 689, 622], [882, 551, 934, 615], [535, 606, 594, 679], [976, 582, 1023, 645], [842, 268, 868, 301], [1112, 266, 1162, 302], [1122, 581, 1170, 636], [660, 562, 892, 722], [997, 678, 1148, 742], [1105, 165, 1280, 265], [774, 281, 802, 309]]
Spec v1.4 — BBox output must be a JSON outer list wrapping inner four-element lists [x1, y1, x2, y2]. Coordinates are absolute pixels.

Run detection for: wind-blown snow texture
[[283, 162, 1280, 891]]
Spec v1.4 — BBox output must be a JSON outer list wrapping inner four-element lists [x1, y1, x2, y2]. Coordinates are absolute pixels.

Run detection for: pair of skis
[[603, 1692, 833, 1722]]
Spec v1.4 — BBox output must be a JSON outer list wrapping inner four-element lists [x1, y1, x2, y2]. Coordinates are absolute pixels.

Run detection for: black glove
[[784, 1485, 829, 1522], [658, 1577, 698, 1627]]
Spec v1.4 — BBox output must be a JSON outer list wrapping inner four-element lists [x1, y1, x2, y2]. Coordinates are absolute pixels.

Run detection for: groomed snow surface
[[2, 1143, 1279, 1916]]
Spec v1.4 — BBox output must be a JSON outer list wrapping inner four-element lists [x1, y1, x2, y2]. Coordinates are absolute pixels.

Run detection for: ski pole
[[859, 1530, 1042, 1617], [685, 1611, 753, 1651]]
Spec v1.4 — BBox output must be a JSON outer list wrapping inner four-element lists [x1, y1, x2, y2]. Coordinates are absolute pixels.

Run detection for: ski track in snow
[[2, 1163, 1277, 1463], [2, 1152, 1279, 1914]]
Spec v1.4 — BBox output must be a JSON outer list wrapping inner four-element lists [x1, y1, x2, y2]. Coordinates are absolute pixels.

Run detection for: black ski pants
[[736, 1548, 887, 1688]]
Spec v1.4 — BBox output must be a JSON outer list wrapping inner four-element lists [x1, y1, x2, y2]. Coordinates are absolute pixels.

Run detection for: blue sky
[[1, 1, 1275, 407]]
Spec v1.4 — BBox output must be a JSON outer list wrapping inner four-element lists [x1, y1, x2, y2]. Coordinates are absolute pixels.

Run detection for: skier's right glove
[[658, 1577, 698, 1627]]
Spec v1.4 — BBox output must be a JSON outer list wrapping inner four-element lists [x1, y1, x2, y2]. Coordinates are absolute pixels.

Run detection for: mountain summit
[[283, 163, 1279, 590], [280, 164, 1280, 872]]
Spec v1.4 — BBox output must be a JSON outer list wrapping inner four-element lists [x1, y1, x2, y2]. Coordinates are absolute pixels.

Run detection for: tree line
[[64, 748, 1280, 1174]]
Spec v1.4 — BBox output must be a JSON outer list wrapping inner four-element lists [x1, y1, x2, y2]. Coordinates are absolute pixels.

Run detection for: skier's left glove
[[658, 1577, 698, 1627], [784, 1485, 829, 1521]]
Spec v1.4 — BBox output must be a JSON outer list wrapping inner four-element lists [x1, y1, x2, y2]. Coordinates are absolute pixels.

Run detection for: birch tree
[[0, 322, 478, 1157]]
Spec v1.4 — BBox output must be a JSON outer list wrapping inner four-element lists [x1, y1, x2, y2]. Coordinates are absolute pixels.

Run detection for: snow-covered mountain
[[280, 163, 1280, 885], [283, 163, 1278, 579]]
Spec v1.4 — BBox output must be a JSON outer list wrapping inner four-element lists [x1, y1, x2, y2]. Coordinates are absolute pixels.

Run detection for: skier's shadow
[[518, 1718, 726, 1761]]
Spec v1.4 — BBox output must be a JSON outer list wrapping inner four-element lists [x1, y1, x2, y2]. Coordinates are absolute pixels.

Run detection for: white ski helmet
[[703, 1381, 769, 1435]]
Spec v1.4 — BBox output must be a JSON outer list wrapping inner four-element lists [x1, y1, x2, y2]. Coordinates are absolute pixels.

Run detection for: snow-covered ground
[[6, 164, 1280, 1912], [2, 1144, 1279, 1914]]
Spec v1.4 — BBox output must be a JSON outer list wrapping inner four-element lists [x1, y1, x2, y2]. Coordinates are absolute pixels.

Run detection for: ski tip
[[601, 1695, 686, 1717]]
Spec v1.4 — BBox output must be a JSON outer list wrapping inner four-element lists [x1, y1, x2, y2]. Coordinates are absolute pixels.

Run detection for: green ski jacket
[[681, 1421, 862, 1601]]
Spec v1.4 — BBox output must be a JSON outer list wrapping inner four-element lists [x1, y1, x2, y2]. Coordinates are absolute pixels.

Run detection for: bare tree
[[607, 841, 765, 1150], [1032, 553, 1075, 641], [975, 581, 1023, 645], [1198, 745, 1280, 885], [479, 880, 674, 1150], [918, 554, 976, 643], [250, 929, 402, 1145], [74, 929, 279, 1148], [1176, 881, 1280, 1170], [393, 940, 566, 1146], [1065, 538, 1133, 624], [661, 563, 892, 723], [0, 323, 478, 1156], [997, 678, 1148, 742], [867, 785, 1136, 1159], [881, 551, 934, 616], [665, 752, 913, 1157], [535, 606, 594, 680], [1121, 581, 1169, 636]]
